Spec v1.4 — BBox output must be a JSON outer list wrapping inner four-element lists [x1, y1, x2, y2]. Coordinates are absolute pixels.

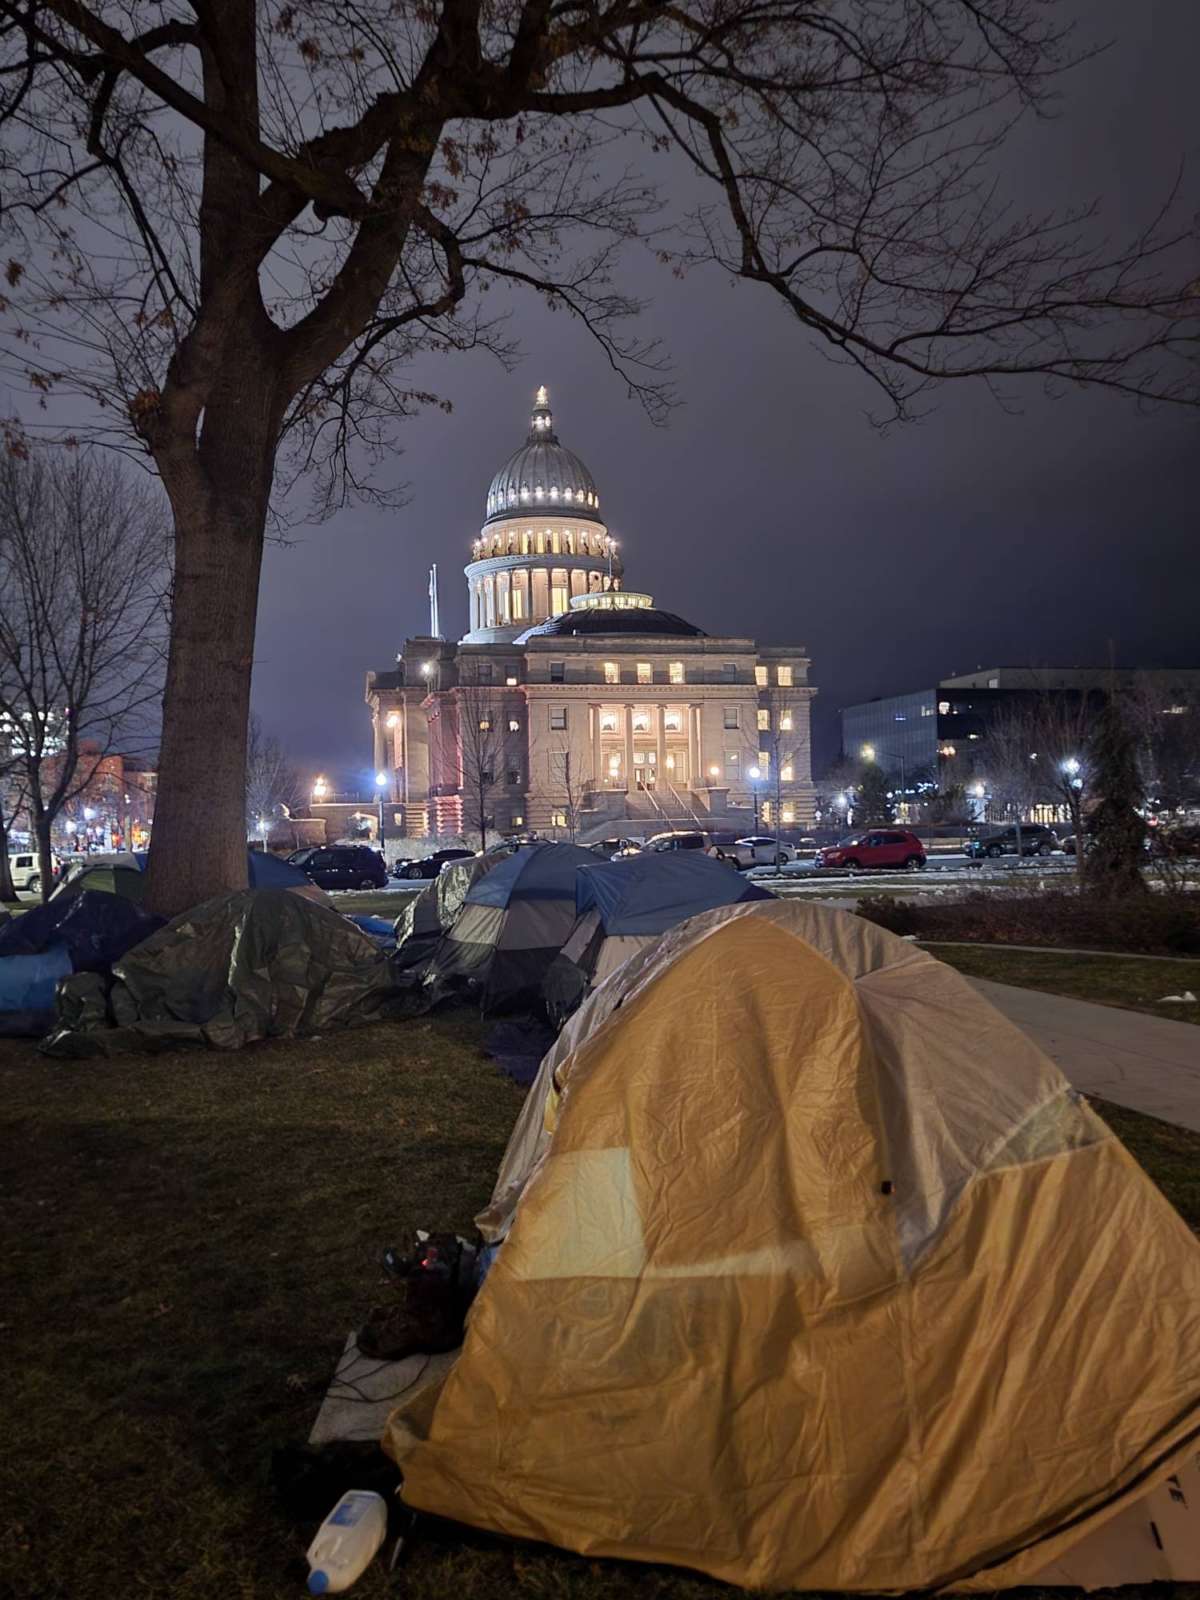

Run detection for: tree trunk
[[0, 811, 15, 901], [146, 390, 277, 917], [34, 812, 55, 906]]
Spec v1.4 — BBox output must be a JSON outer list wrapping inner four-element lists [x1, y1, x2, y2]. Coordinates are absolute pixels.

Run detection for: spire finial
[[528, 383, 557, 442]]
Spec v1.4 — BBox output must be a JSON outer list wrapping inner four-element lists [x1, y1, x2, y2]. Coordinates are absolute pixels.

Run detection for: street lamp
[[374, 770, 387, 859], [1061, 757, 1080, 776], [312, 775, 328, 804], [748, 765, 762, 831]]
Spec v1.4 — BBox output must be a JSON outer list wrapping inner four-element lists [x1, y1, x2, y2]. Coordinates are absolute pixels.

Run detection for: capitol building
[[366, 387, 816, 843]]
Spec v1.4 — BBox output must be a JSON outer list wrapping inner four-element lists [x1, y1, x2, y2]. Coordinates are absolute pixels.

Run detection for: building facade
[[366, 388, 817, 845]]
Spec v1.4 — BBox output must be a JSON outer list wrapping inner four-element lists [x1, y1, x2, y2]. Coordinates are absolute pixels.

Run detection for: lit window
[[521, 531, 532, 554], [757, 709, 770, 731], [781, 764, 794, 781], [1164, 705, 1187, 715], [777, 665, 793, 687], [550, 528, 560, 553], [762, 800, 772, 824], [600, 713, 617, 733], [508, 718, 520, 732], [479, 717, 492, 731], [608, 753, 621, 771], [669, 661, 684, 684], [633, 712, 649, 733], [512, 814, 524, 827], [637, 662, 652, 684], [723, 706, 739, 729], [551, 810, 567, 827], [506, 672, 518, 685], [757, 751, 769, 771], [780, 713, 793, 731], [563, 529, 572, 552], [921, 704, 934, 717], [510, 590, 525, 620], [754, 666, 767, 687], [604, 661, 620, 685], [550, 706, 567, 730], [664, 712, 681, 732], [938, 700, 950, 714], [781, 804, 795, 824], [551, 586, 568, 615]]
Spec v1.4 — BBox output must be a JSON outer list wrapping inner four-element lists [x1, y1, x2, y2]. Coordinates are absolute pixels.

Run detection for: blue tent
[[131, 850, 311, 889], [575, 851, 772, 935], [543, 853, 773, 1020]]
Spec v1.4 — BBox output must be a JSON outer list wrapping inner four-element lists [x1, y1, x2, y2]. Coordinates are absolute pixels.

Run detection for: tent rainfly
[[392, 851, 504, 970], [391, 900, 1200, 1591], [542, 851, 773, 1022], [423, 842, 596, 1014]]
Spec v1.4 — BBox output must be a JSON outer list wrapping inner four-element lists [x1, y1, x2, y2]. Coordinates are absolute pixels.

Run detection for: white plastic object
[[305, 1490, 388, 1594]]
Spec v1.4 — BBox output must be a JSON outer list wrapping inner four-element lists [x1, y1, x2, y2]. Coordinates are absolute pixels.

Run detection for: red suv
[[818, 830, 926, 871]]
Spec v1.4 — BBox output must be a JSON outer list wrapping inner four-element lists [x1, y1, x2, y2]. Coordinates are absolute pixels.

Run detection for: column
[[591, 704, 602, 791], [688, 704, 701, 788], [623, 704, 635, 793], [372, 712, 387, 779], [655, 704, 667, 789]]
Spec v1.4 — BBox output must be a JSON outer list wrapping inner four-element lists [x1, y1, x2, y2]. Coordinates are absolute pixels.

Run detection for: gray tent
[[392, 851, 504, 971], [425, 842, 595, 1014]]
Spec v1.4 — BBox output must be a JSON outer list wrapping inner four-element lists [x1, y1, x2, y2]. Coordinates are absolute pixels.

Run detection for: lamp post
[[312, 775, 328, 806], [748, 765, 762, 831], [375, 770, 387, 860]]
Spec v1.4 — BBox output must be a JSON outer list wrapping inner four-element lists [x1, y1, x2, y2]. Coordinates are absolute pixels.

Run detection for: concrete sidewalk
[[972, 977, 1200, 1133]]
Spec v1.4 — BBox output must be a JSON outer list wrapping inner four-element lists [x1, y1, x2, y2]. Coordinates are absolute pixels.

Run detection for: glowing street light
[[374, 771, 388, 858], [312, 775, 328, 803], [860, 743, 876, 762], [1061, 757, 1081, 776]]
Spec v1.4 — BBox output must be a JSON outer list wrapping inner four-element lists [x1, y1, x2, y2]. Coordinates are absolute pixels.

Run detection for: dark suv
[[966, 825, 1058, 860], [300, 845, 389, 890], [393, 847, 476, 881]]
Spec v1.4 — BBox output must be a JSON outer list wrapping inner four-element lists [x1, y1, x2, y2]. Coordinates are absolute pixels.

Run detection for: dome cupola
[[484, 385, 602, 526]]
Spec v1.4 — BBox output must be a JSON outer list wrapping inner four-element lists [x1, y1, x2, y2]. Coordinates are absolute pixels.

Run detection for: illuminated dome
[[484, 386, 602, 526]]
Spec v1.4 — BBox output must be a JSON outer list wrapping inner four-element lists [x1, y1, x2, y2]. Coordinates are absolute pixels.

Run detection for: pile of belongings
[[389, 900, 1200, 1590], [42, 887, 428, 1056], [542, 849, 772, 1022], [419, 842, 595, 1014], [0, 890, 163, 1037]]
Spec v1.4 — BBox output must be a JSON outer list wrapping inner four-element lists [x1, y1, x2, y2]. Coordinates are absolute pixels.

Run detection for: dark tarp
[[0, 888, 164, 969], [392, 851, 503, 972], [41, 888, 428, 1057], [0, 945, 73, 1037]]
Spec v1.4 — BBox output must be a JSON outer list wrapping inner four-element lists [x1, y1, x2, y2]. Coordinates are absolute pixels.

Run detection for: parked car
[[965, 824, 1058, 860], [817, 830, 927, 871], [392, 847, 475, 881], [7, 850, 58, 895], [589, 837, 640, 860], [287, 847, 318, 867], [716, 836, 799, 869], [644, 830, 719, 855], [300, 845, 389, 890], [1153, 824, 1200, 859]]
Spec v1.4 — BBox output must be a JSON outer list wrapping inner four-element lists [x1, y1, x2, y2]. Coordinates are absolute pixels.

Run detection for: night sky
[[250, 0, 1199, 791]]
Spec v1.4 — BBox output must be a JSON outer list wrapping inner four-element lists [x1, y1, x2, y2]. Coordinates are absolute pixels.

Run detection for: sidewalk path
[[971, 977, 1200, 1133]]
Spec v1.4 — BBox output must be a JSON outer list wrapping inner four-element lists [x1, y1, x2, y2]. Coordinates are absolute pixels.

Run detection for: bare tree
[[1, 2, 1197, 913], [1124, 677, 1200, 817], [0, 449, 168, 900], [0, 734, 28, 900], [245, 712, 303, 844], [454, 684, 504, 851]]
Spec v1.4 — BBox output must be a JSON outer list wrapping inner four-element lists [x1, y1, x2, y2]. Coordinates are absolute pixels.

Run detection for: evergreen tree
[[857, 764, 895, 826], [1083, 697, 1147, 898]]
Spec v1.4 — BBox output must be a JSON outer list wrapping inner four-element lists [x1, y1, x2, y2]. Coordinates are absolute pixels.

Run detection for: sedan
[[965, 825, 1057, 860], [393, 847, 476, 881]]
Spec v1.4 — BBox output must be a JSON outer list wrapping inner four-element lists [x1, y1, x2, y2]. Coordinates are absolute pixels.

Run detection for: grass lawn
[[2, 1015, 1198, 1600], [931, 944, 1200, 1025], [328, 888, 422, 919]]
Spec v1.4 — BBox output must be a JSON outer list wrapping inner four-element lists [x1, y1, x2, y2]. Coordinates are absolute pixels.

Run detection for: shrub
[[855, 889, 1200, 955]]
